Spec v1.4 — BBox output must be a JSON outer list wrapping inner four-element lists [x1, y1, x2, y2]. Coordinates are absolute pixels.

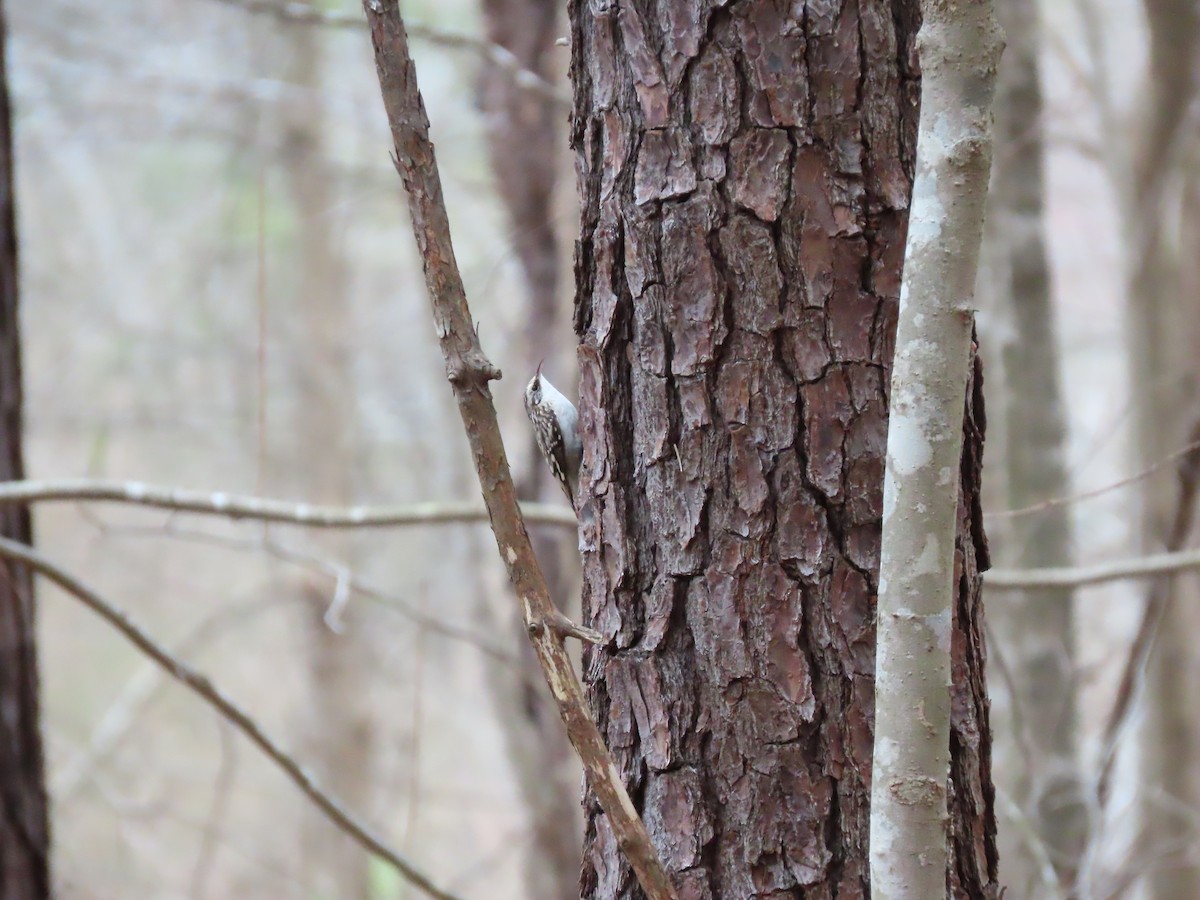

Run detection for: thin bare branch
[[359, 3, 677, 897], [985, 549, 1200, 589], [0, 479, 576, 530], [14, 477, 1200, 591], [986, 437, 1200, 519], [0, 536, 461, 900], [1095, 422, 1200, 812], [996, 787, 1069, 899], [53, 595, 286, 800], [205, 0, 570, 107]]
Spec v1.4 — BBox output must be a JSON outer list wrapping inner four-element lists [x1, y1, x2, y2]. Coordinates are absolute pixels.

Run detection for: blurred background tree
[[0, 0, 50, 895]]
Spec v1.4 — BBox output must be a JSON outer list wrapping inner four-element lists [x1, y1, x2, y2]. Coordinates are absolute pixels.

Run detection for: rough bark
[[989, 0, 1086, 888], [477, 2, 583, 894], [569, 1, 997, 896], [0, 3, 51, 895]]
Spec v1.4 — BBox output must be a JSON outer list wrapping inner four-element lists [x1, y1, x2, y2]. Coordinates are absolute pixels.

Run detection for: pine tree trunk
[[0, 2, 51, 893], [568, 1, 997, 895]]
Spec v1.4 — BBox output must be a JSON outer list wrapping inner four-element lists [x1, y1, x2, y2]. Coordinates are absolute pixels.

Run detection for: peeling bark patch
[[733, 0, 810, 129], [662, 199, 724, 374], [831, 560, 875, 674], [802, 367, 854, 500], [729, 129, 793, 221], [657, 0, 709, 87], [644, 768, 714, 871], [648, 461, 707, 575], [689, 41, 740, 145], [774, 461, 834, 577], [635, 129, 698, 204], [690, 573, 751, 679], [718, 217, 784, 334], [729, 427, 770, 519], [828, 291, 878, 361], [616, 3, 669, 126], [782, 312, 833, 381]]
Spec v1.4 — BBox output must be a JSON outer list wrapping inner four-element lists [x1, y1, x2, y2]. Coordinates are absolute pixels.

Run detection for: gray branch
[[0, 479, 576, 529], [205, 0, 570, 107], [869, 0, 1004, 893]]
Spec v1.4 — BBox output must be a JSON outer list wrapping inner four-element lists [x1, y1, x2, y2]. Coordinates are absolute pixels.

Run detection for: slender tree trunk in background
[[277, 17, 374, 899], [0, 6, 51, 896], [1122, 0, 1200, 893], [476, 3, 583, 895], [988, 0, 1086, 889], [569, 1, 997, 895]]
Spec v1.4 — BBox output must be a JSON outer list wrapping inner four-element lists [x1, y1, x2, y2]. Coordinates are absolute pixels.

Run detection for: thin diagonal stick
[[359, 3, 676, 896], [0, 536, 461, 900], [987, 437, 1200, 519], [1096, 422, 1200, 810]]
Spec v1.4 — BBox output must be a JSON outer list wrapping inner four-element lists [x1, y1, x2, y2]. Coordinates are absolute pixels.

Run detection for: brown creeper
[[524, 363, 582, 506]]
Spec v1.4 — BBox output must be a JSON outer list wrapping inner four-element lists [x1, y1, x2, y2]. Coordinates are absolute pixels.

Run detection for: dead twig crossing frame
[[8, 479, 1200, 589]]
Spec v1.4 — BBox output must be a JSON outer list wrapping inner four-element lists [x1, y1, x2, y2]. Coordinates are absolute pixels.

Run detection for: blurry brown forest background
[[7, 0, 1200, 897]]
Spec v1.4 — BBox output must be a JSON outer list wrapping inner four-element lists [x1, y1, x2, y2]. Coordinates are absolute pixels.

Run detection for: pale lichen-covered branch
[[869, 0, 1004, 894]]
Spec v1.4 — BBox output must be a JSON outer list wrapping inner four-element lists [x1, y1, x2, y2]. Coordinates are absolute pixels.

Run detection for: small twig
[[986, 436, 1200, 519], [205, 0, 570, 107], [1095, 421, 1200, 812], [539, 609, 603, 644], [189, 719, 238, 899], [53, 595, 286, 801], [985, 548, 1200, 589], [996, 787, 1068, 899], [360, 3, 677, 896], [72, 507, 533, 672], [0, 479, 576, 530], [0, 536, 461, 900]]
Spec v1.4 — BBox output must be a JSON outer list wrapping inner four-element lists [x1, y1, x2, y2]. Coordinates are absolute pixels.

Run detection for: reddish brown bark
[[0, 3, 51, 895], [568, 1, 997, 896]]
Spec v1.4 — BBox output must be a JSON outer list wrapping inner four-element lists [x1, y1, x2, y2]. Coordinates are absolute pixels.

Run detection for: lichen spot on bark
[[886, 405, 934, 478], [912, 534, 941, 575]]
